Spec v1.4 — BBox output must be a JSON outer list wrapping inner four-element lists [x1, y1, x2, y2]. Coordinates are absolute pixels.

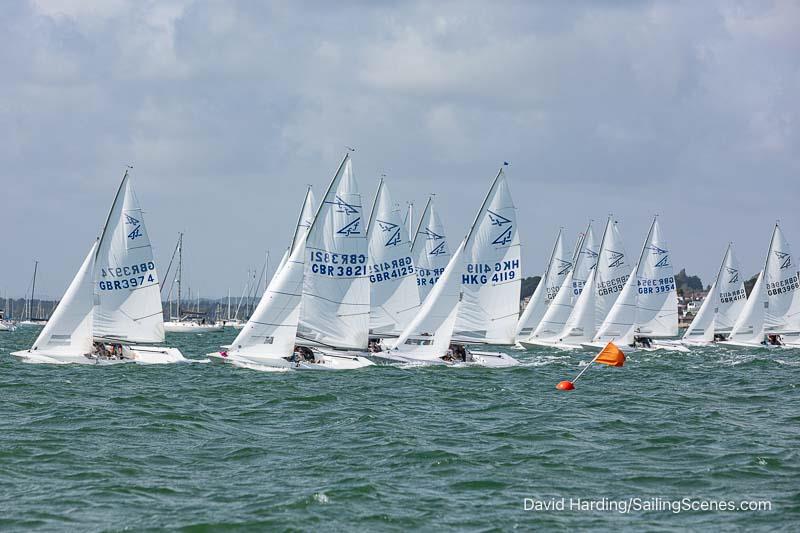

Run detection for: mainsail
[[298, 154, 370, 349], [367, 178, 420, 335], [452, 168, 521, 344], [29, 242, 97, 355], [93, 171, 165, 343], [411, 196, 451, 302], [683, 244, 747, 341], [528, 223, 597, 342], [515, 229, 570, 339], [729, 224, 800, 344], [558, 217, 630, 344], [593, 217, 677, 345], [230, 189, 317, 358], [390, 240, 466, 361]]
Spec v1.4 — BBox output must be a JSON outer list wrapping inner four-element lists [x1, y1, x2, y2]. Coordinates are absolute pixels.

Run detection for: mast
[[30, 260, 39, 321], [177, 233, 183, 319], [410, 196, 433, 251]]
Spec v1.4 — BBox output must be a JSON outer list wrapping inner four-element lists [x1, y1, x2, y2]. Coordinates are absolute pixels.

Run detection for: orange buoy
[[556, 380, 575, 391]]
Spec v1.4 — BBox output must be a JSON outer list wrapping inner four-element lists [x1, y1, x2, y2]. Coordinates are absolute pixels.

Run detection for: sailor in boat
[[288, 345, 317, 364], [633, 336, 653, 349], [763, 334, 784, 347], [713, 333, 727, 342]]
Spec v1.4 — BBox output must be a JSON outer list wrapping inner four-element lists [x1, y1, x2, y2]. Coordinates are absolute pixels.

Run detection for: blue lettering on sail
[[128, 225, 143, 240], [429, 242, 447, 256], [332, 196, 359, 215], [487, 210, 511, 227], [775, 251, 791, 269], [492, 226, 513, 245], [385, 228, 402, 246], [337, 218, 361, 236], [607, 250, 625, 268], [422, 228, 444, 240]]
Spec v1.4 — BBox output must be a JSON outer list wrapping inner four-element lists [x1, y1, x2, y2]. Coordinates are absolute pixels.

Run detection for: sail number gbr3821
[[98, 262, 157, 291]]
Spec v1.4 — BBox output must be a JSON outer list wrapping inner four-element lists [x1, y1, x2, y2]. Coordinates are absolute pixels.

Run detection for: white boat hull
[[11, 345, 186, 365], [0, 322, 17, 332], [207, 348, 374, 371], [164, 321, 223, 333], [518, 338, 581, 351]]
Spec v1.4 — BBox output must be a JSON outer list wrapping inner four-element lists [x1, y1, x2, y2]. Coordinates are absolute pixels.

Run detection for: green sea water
[[1, 326, 799, 531]]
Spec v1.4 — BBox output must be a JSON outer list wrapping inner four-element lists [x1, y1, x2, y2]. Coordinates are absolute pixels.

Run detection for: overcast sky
[[1, 0, 798, 300]]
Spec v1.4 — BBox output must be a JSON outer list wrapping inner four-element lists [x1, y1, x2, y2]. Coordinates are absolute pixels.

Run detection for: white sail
[[230, 188, 317, 358], [684, 244, 747, 341], [30, 242, 97, 355], [290, 186, 316, 255], [390, 240, 466, 360], [515, 229, 569, 339], [298, 154, 369, 349], [594, 217, 677, 344], [529, 224, 598, 341], [762, 225, 800, 333], [411, 196, 451, 302], [558, 217, 629, 344], [367, 178, 420, 335], [452, 169, 521, 344], [230, 234, 307, 359], [729, 224, 800, 344], [728, 270, 766, 344], [93, 171, 165, 343], [273, 187, 315, 279]]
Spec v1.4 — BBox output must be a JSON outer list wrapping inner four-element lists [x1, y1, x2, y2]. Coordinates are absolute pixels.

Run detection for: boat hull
[[11, 345, 186, 365], [164, 322, 223, 333], [207, 348, 374, 371]]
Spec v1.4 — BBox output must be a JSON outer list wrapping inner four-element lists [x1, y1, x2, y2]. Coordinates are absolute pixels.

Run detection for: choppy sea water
[[1, 327, 799, 531]]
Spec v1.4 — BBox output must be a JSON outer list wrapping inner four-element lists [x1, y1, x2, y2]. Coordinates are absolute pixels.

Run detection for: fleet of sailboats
[[5, 157, 800, 367]]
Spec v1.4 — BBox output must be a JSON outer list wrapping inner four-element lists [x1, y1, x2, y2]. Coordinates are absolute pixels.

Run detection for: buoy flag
[[595, 342, 625, 367]]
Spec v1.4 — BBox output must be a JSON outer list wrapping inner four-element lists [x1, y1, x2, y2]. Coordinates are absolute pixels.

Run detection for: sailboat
[[208, 155, 373, 370], [18, 261, 47, 326], [366, 177, 421, 337], [519, 222, 597, 348], [382, 166, 520, 367], [549, 216, 631, 350], [515, 228, 571, 341], [12, 169, 186, 364], [682, 244, 747, 346], [411, 196, 452, 302], [163, 234, 222, 333], [721, 223, 800, 348], [584, 216, 682, 352], [0, 309, 16, 332]]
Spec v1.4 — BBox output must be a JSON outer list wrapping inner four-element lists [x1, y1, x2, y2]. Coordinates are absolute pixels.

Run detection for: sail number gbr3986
[[98, 262, 157, 290]]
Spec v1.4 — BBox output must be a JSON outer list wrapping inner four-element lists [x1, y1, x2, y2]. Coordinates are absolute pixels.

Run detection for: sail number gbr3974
[[98, 262, 157, 290]]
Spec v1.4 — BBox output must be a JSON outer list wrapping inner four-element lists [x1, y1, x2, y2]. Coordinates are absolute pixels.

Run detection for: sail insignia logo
[[337, 218, 361, 236], [655, 255, 670, 268], [125, 214, 143, 240], [607, 250, 625, 268], [726, 267, 739, 284], [422, 228, 444, 240], [775, 251, 791, 270], [377, 219, 402, 246], [429, 242, 447, 256], [376, 219, 398, 232], [648, 245, 668, 255], [555, 259, 572, 276], [492, 227, 514, 246], [487, 210, 512, 227], [584, 248, 599, 270], [332, 196, 359, 215]]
